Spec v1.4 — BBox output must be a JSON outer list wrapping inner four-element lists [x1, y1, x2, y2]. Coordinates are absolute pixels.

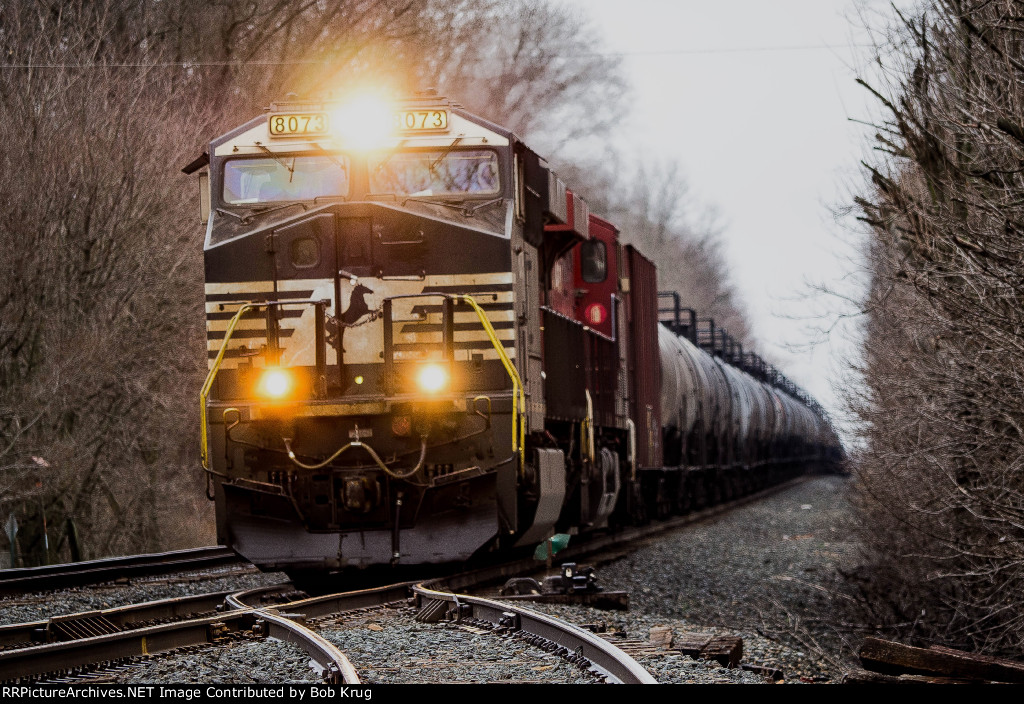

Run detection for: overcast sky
[[561, 0, 915, 431]]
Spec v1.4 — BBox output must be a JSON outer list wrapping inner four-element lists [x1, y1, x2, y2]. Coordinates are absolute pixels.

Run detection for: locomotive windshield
[[223, 155, 350, 204], [370, 149, 498, 197]]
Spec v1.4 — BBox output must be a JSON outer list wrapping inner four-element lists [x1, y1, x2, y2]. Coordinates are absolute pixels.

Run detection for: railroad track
[[0, 547, 243, 596], [0, 477, 813, 684], [411, 581, 655, 683], [0, 576, 654, 683]]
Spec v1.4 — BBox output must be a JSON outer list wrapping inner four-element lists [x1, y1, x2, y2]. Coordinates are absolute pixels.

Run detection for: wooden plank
[[860, 637, 1024, 683], [648, 625, 673, 649], [842, 667, 976, 684], [843, 668, 902, 684], [675, 632, 711, 658], [704, 635, 743, 668], [674, 632, 742, 668]]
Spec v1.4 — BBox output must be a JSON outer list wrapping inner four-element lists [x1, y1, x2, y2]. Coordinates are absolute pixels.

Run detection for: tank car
[[187, 92, 841, 577]]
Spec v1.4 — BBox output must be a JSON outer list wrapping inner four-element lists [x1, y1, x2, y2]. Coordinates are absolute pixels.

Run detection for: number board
[[395, 109, 449, 132], [268, 113, 329, 137]]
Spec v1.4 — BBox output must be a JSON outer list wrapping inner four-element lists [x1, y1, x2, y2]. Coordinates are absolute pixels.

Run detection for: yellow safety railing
[[201, 296, 527, 472], [458, 294, 526, 469], [200, 303, 255, 469], [582, 389, 595, 463]]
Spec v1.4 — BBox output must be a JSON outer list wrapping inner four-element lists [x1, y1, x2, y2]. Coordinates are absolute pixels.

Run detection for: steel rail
[[228, 581, 428, 684], [0, 582, 404, 683], [225, 585, 392, 685], [411, 582, 657, 684], [0, 546, 242, 595], [0, 583, 298, 651], [0, 546, 237, 581], [226, 582, 414, 616], [0, 603, 358, 683], [0, 575, 652, 684], [233, 580, 654, 684], [0, 611, 258, 682], [250, 609, 360, 685], [0, 590, 237, 649]]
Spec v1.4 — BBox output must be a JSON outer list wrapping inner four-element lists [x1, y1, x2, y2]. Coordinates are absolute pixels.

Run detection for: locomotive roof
[[209, 95, 513, 158]]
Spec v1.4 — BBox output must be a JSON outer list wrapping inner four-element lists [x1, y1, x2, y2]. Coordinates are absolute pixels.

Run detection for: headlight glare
[[329, 95, 394, 150], [416, 363, 448, 394], [258, 368, 292, 399]]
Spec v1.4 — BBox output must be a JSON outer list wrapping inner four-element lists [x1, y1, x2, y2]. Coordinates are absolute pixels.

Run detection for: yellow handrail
[[458, 294, 526, 469], [583, 389, 595, 463], [200, 303, 255, 469], [202, 295, 527, 472]]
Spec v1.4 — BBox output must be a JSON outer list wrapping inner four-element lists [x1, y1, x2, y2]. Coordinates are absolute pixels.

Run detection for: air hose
[[283, 435, 427, 480]]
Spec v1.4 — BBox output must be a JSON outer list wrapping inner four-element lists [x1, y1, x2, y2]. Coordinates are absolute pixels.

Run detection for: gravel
[[0, 566, 289, 625], [121, 637, 318, 684], [118, 605, 602, 684], [504, 474, 859, 683], [21, 475, 860, 684], [637, 653, 765, 684], [320, 606, 602, 683]]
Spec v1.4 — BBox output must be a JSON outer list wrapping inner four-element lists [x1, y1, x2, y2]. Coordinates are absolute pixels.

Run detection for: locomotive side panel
[[625, 245, 662, 469]]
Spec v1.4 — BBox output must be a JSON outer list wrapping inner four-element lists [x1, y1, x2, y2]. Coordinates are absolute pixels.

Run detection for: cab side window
[[580, 240, 607, 283]]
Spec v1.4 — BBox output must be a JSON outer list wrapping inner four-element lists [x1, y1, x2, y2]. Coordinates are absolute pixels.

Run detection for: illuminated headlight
[[416, 363, 448, 394], [257, 368, 293, 399], [329, 95, 395, 150]]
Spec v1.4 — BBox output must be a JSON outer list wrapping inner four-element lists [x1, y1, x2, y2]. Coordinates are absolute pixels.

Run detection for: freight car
[[185, 92, 841, 577]]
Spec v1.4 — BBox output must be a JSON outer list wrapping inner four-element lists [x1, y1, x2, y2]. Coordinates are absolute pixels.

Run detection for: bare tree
[[0, 0, 213, 561], [415, 0, 628, 156], [0, 0, 636, 563], [849, 0, 1024, 655]]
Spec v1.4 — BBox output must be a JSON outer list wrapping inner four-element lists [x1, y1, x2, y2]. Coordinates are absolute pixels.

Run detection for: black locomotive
[[187, 92, 841, 576]]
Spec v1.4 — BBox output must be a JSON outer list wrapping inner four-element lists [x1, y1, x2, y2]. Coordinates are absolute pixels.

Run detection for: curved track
[[412, 582, 655, 684], [0, 576, 652, 683], [0, 477, 818, 683]]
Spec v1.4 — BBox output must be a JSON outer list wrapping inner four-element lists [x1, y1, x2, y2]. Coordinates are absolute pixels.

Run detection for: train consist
[[187, 92, 841, 576]]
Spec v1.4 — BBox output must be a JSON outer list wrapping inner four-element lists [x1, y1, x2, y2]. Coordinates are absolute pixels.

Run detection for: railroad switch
[[497, 611, 521, 631], [501, 562, 600, 596], [551, 563, 599, 595], [498, 563, 629, 610], [207, 621, 230, 641]]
